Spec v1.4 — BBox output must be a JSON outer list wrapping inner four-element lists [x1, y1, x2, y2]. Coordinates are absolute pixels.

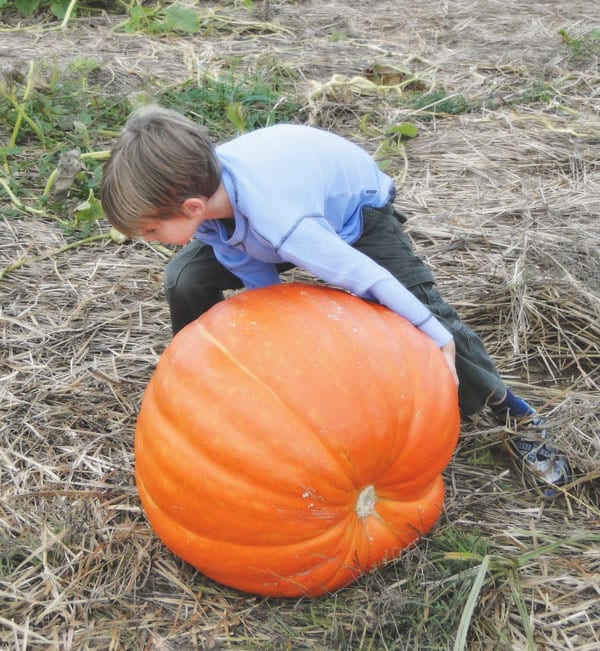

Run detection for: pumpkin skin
[[135, 283, 460, 597]]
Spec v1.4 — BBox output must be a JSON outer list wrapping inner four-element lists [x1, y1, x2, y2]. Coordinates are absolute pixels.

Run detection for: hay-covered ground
[[1, 1, 599, 649]]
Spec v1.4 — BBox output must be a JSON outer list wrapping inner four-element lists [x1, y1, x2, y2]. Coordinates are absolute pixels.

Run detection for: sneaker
[[507, 418, 573, 497]]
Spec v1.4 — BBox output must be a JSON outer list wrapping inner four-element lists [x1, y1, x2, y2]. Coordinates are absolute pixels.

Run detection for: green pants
[[164, 203, 506, 415]]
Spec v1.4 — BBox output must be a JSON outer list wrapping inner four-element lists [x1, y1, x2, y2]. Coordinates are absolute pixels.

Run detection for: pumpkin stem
[[356, 485, 377, 518]]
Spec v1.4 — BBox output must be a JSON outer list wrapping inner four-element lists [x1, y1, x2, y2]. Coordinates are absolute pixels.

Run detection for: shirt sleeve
[[276, 217, 453, 347], [213, 245, 281, 289]]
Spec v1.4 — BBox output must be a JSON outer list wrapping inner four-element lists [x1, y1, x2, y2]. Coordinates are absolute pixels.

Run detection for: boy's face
[[139, 210, 203, 246], [140, 198, 206, 245]]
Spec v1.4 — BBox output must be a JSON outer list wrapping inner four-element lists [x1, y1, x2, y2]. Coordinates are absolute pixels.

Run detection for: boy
[[100, 106, 572, 495]]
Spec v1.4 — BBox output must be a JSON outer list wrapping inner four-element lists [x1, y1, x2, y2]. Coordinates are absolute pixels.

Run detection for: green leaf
[[15, 0, 42, 15], [50, 0, 73, 20], [225, 102, 247, 133], [453, 555, 491, 651], [0, 146, 25, 158], [388, 122, 418, 141], [74, 189, 105, 225], [121, 4, 155, 33], [162, 5, 200, 33]]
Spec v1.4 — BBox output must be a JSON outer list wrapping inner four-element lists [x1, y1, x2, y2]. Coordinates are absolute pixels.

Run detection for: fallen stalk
[[8, 60, 39, 149], [0, 232, 111, 281], [0, 176, 46, 215], [61, 0, 79, 29]]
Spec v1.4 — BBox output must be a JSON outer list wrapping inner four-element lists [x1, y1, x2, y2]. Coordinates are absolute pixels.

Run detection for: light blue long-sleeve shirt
[[194, 124, 452, 347]]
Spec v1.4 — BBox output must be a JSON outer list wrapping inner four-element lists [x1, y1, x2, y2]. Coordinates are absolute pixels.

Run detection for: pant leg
[[164, 239, 294, 335], [408, 282, 506, 416], [354, 203, 507, 416], [164, 239, 244, 334]]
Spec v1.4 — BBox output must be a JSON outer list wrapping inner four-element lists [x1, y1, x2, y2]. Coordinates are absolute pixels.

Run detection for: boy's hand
[[441, 339, 459, 386]]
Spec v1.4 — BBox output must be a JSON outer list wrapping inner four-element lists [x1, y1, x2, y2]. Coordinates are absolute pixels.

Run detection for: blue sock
[[491, 389, 535, 418]]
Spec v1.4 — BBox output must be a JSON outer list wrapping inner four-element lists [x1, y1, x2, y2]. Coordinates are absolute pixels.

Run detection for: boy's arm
[[276, 217, 453, 347]]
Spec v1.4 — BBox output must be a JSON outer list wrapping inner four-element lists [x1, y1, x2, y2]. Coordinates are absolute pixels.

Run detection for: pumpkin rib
[[311, 487, 433, 595], [139, 467, 352, 553], [372, 333, 460, 488], [356, 481, 443, 560], [193, 289, 421, 488], [136, 397, 354, 546], [254, 511, 365, 596], [295, 481, 444, 595], [139, 378, 353, 502], [139, 469, 439, 597], [271, 496, 425, 596], [140, 352, 354, 504], [150, 319, 362, 498], [139, 387, 357, 508], [279, 481, 446, 596], [303, 297, 421, 485], [138, 467, 441, 552], [376, 411, 458, 493], [194, 321, 362, 488], [280, 511, 365, 595], [373, 478, 445, 545], [338, 298, 456, 484], [282, 482, 432, 589], [138, 472, 363, 595], [301, 507, 384, 594]]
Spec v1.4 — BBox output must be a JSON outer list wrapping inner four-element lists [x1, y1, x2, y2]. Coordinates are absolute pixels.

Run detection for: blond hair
[[100, 106, 221, 236]]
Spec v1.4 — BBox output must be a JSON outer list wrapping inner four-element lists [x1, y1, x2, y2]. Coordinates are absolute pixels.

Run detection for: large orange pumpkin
[[135, 283, 459, 597]]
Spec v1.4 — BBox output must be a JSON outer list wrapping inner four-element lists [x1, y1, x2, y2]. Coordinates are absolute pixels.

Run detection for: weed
[[434, 525, 490, 561], [159, 68, 301, 138], [0, 1, 201, 33], [114, 2, 200, 35], [514, 79, 554, 105], [0, 56, 301, 257], [560, 27, 600, 61], [406, 90, 472, 120], [0, 56, 133, 242], [0, 0, 72, 19]]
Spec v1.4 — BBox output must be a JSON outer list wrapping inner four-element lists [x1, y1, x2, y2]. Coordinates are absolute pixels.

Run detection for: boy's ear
[[181, 197, 207, 220]]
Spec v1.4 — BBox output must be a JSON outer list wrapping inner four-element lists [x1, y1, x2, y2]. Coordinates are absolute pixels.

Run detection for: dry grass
[[1, 1, 599, 649]]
